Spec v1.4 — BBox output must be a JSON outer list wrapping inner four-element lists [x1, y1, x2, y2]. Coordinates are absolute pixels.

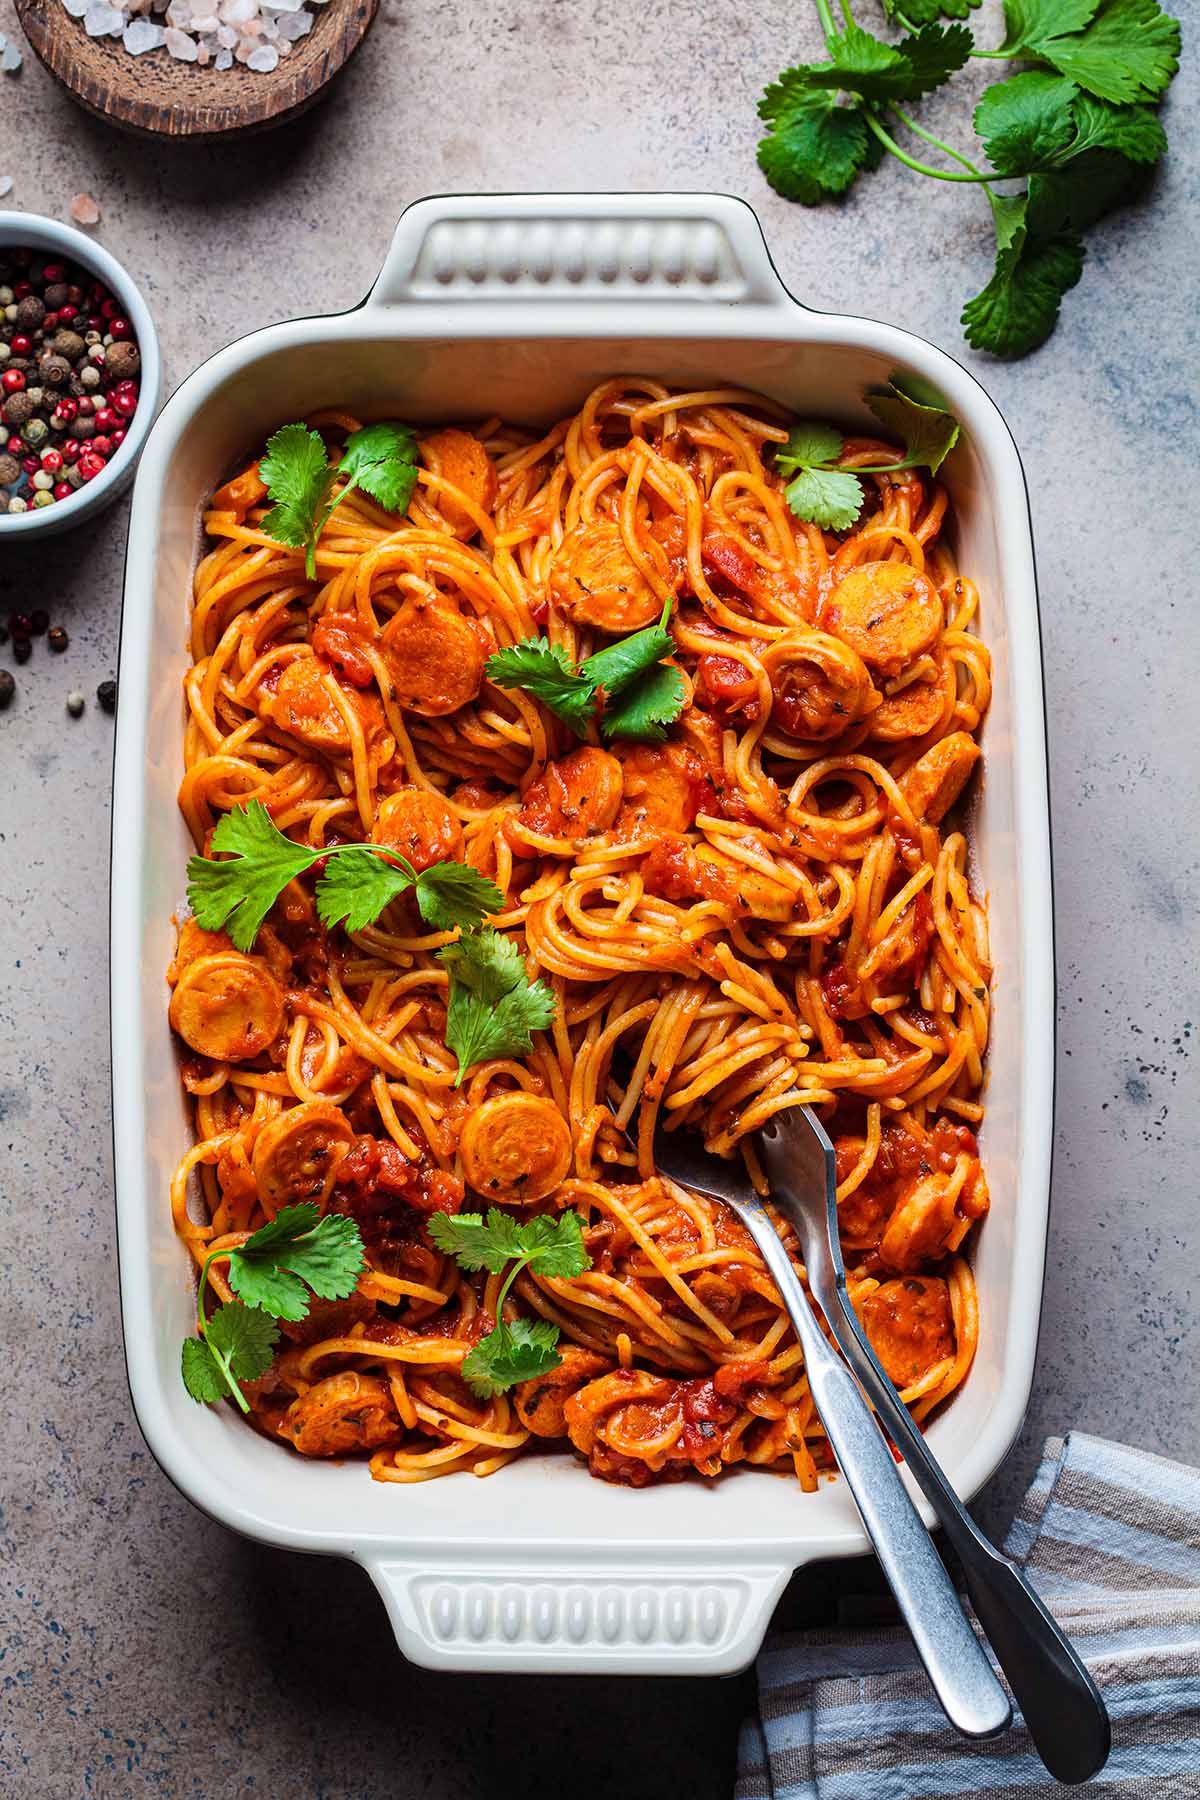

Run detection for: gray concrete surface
[[1, 2, 1197, 1793]]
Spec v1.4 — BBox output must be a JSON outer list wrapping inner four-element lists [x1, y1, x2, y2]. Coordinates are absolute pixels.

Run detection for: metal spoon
[[638, 1109, 1010, 1741], [652, 1102, 1110, 1783]]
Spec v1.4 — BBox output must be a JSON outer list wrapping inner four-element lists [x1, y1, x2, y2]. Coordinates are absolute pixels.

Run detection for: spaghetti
[[169, 377, 993, 1490]]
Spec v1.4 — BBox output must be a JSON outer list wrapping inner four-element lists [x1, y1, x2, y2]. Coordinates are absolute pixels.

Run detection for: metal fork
[[651, 1102, 1110, 1783]]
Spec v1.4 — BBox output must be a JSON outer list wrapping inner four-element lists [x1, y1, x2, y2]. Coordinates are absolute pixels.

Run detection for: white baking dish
[[111, 192, 1053, 1676]]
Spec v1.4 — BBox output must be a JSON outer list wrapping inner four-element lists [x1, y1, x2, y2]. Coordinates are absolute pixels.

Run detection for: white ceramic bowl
[[0, 212, 161, 538], [111, 193, 1054, 1676]]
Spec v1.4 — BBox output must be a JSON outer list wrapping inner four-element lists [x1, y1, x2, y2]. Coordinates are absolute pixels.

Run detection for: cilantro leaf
[[315, 846, 416, 933], [882, 0, 980, 19], [187, 799, 318, 951], [514, 1208, 589, 1279], [413, 861, 506, 932], [1002, 0, 1180, 104], [181, 1335, 229, 1404], [461, 1317, 564, 1397], [961, 197, 1085, 356], [974, 72, 1080, 175], [863, 376, 960, 476], [438, 928, 558, 1084], [776, 421, 845, 473], [792, 22, 972, 105], [783, 466, 866, 532], [227, 1206, 365, 1317], [580, 601, 674, 699], [756, 92, 874, 205], [600, 661, 688, 744], [427, 1207, 530, 1272], [1060, 93, 1166, 163], [338, 421, 419, 515], [259, 423, 335, 577], [485, 639, 599, 735]]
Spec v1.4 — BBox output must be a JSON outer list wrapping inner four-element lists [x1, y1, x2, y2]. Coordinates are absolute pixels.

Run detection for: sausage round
[[168, 952, 285, 1063], [380, 595, 487, 717], [826, 563, 943, 676], [251, 1100, 356, 1212], [372, 786, 465, 873], [548, 520, 661, 634], [459, 1092, 573, 1203], [418, 428, 498, 536]]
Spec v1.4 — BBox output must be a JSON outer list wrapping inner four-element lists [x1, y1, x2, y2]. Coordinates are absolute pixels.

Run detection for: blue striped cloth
[[736, 1433, 1200, 1797]]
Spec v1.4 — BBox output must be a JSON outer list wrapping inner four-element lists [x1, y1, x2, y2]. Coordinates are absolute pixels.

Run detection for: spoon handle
[[740, 1209, 1011, 1741], [814, 1277, 1111, 1785]]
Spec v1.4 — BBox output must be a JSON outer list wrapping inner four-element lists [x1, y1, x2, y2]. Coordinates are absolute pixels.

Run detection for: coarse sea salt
[[58, 0, 320, 69]]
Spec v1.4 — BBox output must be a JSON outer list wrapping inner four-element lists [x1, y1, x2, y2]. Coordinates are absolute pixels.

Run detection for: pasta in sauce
[[169, 378, 992, 1489]]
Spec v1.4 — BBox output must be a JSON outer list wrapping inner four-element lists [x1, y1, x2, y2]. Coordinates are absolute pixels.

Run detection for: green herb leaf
[[794, 21, 973, 105], [580, 600, 674, 698], [1059, 93, 1167, 163], [315, 846, 417, 933], [756, 92, 874, 205], [460, 1317, 564, 1397], [438, 928, 558, 1083], [882, 0, 980, 20], [1001, 0, 1180, 104], [413, 861, 506, 933], [599, 662, 689, 744], [187, 799, 318, 952], [485, 639, 599, 734], [259, 423, 335, 577], [784, 467, 866, 532], [427, 1207, 589, 1279], [181, 1335, 229, 1404], [227, 1205, 366, 1317], [776, 421, 845, 474], [961, 196, 1085, 356], [338, 421, 419, 515], [974, 71, 1080, 174], [186, 1300, 280, 1408], [863, 375, 961, 476]]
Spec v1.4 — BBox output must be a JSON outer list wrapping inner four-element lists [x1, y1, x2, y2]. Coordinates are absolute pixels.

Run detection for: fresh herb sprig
[[777, 376, 960, 528], [437, 927, 557, 1086], [757, 0, 1180, 356], [260, 421, 420, 578], [187, 799, 504, 951], [427, 1208, 591, 1394], [181, 1203, 365, 1411], [486, 600, 687, 744]]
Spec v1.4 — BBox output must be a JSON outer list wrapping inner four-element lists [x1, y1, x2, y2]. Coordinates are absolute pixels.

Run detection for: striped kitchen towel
[[736, 1432, 1200, 1797]]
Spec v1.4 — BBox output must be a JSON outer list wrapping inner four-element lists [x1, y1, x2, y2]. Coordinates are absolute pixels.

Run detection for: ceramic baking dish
[[111, 192, 1053, 1676]]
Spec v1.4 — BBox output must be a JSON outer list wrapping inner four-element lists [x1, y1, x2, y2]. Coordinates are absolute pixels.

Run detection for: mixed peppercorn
[[0, 607, 117, 715], [0, 245, 142, 516]]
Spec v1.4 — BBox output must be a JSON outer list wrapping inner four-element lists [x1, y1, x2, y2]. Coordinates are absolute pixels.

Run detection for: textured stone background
[[0, 1, 1196, 1793]]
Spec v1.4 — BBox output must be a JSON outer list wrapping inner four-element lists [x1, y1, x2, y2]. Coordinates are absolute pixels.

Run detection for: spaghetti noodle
[[168, 377, 992, 1490]]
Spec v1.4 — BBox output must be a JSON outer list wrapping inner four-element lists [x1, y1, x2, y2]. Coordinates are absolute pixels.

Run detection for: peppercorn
[[0, 453, 19, 486], [0, 669, 15, 708], [105, 341, 140, 381], [38, 355, 71, 390], [97, 678, 117, 714], [79, 366, 101, 391], [48, 625, 69, 652], [32, 492, 54, 510], [43, 284, 69, 311], [31, 609, 49, 635], [75, 417, 96, 441], [14, 295, 46, 334], [9, 613, 32, 638], [13, 637, 31, 664], [66, 690, 85, 717], [51, 329, 86, 363], [3, 392, 34, 428]]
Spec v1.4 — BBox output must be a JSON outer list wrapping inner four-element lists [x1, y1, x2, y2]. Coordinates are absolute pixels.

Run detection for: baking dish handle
[[366, 193, 800, 314], [363, 1553, 793, 1674]]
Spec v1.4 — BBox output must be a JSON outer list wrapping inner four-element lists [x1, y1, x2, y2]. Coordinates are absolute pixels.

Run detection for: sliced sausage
[[878, 1168, 965, 1272], [418, 428, 498, 535], [251, 1100, 356, 1212], [826, 563, 943, 676], [262, 656, 382, 754], [372, 786, 464, 873], [379, 594, 487, 717], [459, 1093, 572, 1203], [869, 674, 946, 741], [899, 731, 980, 822], [168, 952, 285, 1063], [279, 1372, 398, 1456], [861, 1275, 954, 1387], [506, 747, 623, 854], [763, 631, 880, 742], [548, 520, 661, 634], [514, 1347, 613, 1437]]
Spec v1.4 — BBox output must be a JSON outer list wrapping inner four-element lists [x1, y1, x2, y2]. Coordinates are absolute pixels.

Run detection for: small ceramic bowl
[[0, 211, 161, 540]]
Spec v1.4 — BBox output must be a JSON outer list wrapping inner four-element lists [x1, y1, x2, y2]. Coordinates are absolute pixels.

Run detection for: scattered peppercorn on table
[[0, 1, 1197, 1793]]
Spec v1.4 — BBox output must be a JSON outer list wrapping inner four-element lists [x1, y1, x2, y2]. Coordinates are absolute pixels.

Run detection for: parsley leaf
[[796, 21, 973, 104], [315, 845, 417, 933], [187, 799, 317, 951], [485, 639, 599, 734], [437, 927, 557, 1084], [961, 195, 1085, 356], [756, 91, 875, 205], [226, 1204, 365, 1319], [600, 662, 689, 744], [1001, 0, 1180, 104], [460, 1318, 564, 1397], [974, 71, 1080, 174], [428, 1208, 591, 1396], [259, 418, 418, 579], [259, 423, 335, 578], [339, 422, 419, 514], [413, 862, 506, 932], [485, 602, 684, 741]]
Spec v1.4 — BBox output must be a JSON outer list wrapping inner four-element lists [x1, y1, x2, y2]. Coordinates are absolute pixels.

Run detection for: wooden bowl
[[14, 0, 378, 139]]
